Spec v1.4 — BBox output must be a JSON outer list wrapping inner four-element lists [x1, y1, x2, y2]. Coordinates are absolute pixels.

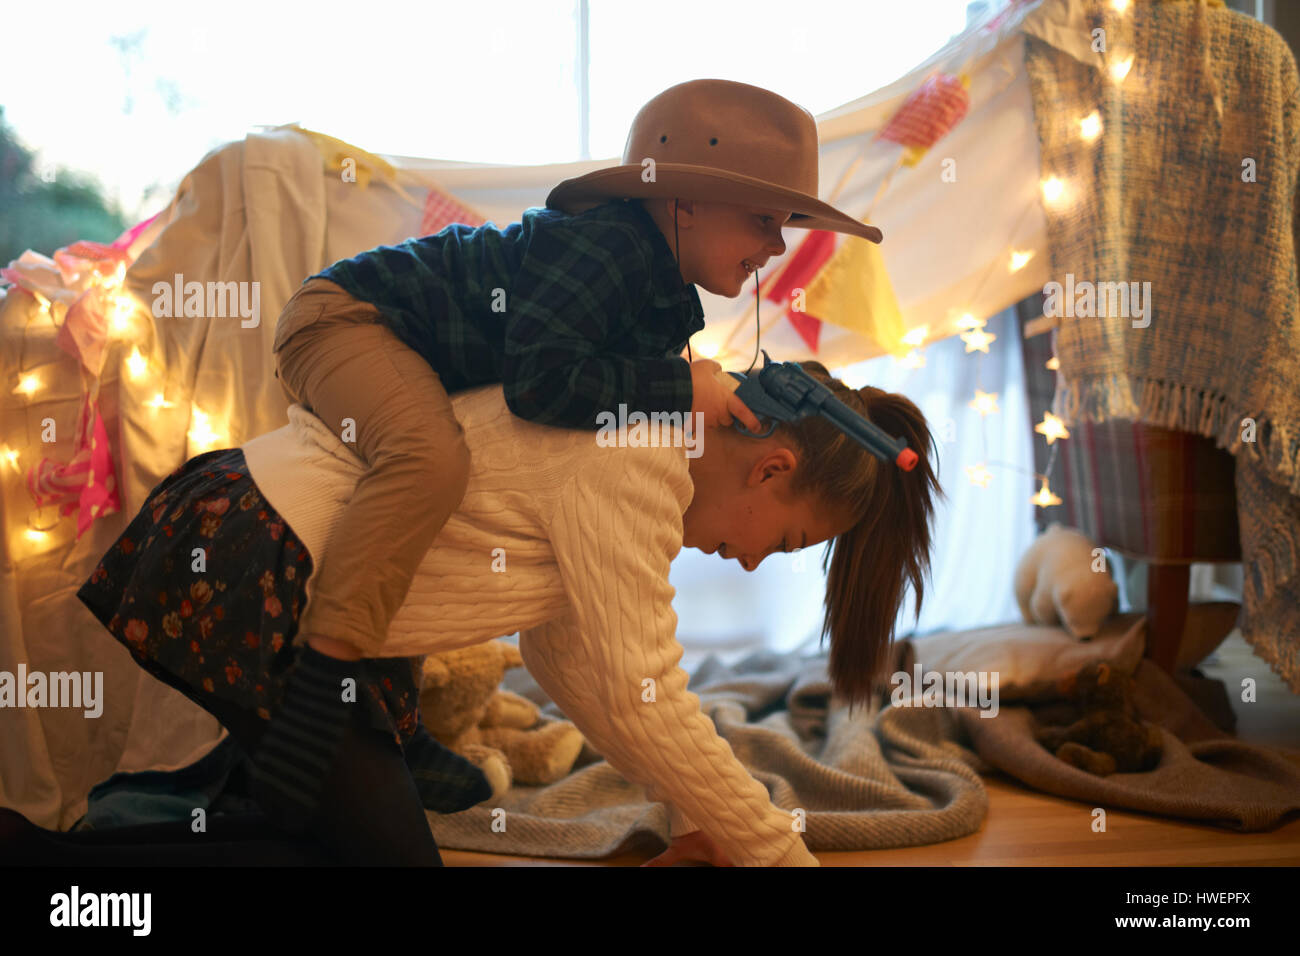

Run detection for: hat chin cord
[[674, 197, 761, 374]]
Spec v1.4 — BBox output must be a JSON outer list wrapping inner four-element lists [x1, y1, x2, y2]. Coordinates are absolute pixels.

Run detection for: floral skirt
[[76, 447, 424, 749]]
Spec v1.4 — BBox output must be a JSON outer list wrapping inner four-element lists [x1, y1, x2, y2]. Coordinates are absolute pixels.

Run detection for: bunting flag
[[293, 125, 399, 188], [802, 235, 908, 356], [877, 72, 972, 168], [761, 229, 838, 352], [420, 184, 487, 237], [26, 394, 122, 539]]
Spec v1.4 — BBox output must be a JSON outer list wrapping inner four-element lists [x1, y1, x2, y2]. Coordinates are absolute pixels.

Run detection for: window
[[0, 0, 978, 220]]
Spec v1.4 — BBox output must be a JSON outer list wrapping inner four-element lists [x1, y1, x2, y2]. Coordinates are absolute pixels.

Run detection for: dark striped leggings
[[0, 692, 443, 866]]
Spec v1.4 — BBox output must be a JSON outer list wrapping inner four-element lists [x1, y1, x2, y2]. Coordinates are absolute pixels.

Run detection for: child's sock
[[403, 725, 493, 813], [249, 645, 357, 833]]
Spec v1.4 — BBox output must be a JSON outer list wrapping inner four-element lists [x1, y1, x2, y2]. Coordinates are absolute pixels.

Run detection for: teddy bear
[[417, 639, 586, 801], [1014, 523, 1119, 638], [1031, 659, 1163, 775]]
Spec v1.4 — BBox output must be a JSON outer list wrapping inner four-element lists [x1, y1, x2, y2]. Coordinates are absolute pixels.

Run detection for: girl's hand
[[641, 829, 735, 867], [688, 359, 762, 434]]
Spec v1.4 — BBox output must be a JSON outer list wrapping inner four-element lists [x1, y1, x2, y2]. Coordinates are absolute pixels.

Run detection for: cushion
[[910, 613, 1147, 702]]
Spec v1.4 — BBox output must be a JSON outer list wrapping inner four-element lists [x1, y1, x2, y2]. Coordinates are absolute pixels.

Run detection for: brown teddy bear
[[1014, 523, 1120, 638], [418, 639, 585, 801], [1031, 659, 1163, 775]]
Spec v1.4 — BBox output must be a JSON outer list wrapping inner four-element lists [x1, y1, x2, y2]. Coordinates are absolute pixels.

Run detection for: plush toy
[[418, 640, 585, 801], [1031, 659, 1163, 775], [1014, 523, 1119, 638]]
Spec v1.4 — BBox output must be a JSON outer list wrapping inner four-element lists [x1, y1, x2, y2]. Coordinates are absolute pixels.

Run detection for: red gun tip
[[896, 448, 918, 471]]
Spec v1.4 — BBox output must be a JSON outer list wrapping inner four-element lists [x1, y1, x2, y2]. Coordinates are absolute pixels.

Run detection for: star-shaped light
[[126, 346, 149, 381], [1045, 356, 1060, 371], [1009, 250, 1033, 272], [965, 463, 993, 488], [901, 325, 928, 347], [1041, 176, 1065, 203], [961, 327, 996, 353], [108, 295, 136, 336], [1, 445, 20, 473], [1031, 479, 1063, 508], [969, 389, 999, 417], [12, 373, 41, 398], [1078, 111, 1102, 142], [145, 393, 177, 409], [187, 405, 223, 453], [898, 349, 926, 369], [1035, 411, 1071, 444]]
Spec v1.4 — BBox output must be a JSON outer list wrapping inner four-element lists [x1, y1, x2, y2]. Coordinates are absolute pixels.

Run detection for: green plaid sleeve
[[501, 219, 694, 429]]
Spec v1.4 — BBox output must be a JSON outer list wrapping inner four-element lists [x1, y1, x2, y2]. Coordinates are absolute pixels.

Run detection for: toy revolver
[[725, 351, 918, 472]]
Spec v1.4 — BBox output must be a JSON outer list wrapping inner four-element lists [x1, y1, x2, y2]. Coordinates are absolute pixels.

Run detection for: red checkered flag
[[420, 185, 486, 236]]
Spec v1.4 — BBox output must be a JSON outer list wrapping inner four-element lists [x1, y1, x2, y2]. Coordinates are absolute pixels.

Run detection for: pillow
[[909, 613, 1147, 702]]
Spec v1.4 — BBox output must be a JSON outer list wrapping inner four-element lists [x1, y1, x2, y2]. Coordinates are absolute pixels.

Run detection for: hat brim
[[546, 164, 883, 243]]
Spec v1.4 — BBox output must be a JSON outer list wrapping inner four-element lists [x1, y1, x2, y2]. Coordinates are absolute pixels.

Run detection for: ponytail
[[780, 364, 943, 716]]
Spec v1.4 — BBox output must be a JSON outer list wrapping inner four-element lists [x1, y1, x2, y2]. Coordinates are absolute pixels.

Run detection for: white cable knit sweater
[[239, 386, 818, 867]]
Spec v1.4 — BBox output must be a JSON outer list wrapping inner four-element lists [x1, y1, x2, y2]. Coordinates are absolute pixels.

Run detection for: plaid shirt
[[310, 198, 704, 428]]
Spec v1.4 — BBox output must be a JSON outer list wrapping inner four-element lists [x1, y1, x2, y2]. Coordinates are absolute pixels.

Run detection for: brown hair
[[777, 361, 943, 717]]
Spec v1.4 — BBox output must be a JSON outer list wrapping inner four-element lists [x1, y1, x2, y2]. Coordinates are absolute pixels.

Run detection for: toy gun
[[724, 351, 918, 472]]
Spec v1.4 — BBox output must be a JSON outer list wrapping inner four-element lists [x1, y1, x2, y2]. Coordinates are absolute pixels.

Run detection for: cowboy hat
[[545, 78, 883, 243]]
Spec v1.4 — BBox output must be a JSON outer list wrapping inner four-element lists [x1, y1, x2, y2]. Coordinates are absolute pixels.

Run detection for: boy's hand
[[689, 359, 763, 434], [641, 829, 735, 867]]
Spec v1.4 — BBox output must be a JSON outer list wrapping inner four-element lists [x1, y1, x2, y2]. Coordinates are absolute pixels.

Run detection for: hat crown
[[621, 79, 820, 201]]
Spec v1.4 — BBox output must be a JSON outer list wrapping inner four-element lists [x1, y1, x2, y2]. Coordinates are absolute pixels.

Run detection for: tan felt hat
[[546, 78, 882, 243]]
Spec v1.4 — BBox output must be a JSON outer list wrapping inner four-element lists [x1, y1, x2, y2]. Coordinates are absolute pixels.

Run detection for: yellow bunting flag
[[802, 236, 908, 356], [291, 125, 398, 188]]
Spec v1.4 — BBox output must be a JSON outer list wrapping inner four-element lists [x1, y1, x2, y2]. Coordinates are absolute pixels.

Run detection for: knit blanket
[[75, 631, 1300, 854], [426, 638, 1300, 861], [1021, 0, 1300, 692]]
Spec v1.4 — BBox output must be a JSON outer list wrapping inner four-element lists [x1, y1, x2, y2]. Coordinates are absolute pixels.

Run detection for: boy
[[256, 78, 884, 828]]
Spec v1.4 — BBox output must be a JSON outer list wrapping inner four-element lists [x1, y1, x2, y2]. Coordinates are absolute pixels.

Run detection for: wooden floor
[[442, 630, 1300, 866]]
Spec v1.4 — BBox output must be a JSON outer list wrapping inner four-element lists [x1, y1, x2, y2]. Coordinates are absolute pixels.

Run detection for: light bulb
[[1079, 111, 1102, 142], [12, 373, 41, 398], [1035, 411, 1071, 444], [969, 390, 1000, 417], [126, 346, 149, 381], [1031, 479, 1063, 508], [960, 328, 996, 353]]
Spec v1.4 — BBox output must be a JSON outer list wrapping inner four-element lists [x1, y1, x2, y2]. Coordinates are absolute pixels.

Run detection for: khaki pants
[[272, 278, 470, 657]]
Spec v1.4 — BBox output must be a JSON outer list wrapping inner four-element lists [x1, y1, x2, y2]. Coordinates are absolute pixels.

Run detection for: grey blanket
[[426, 640, 1300, 860]]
